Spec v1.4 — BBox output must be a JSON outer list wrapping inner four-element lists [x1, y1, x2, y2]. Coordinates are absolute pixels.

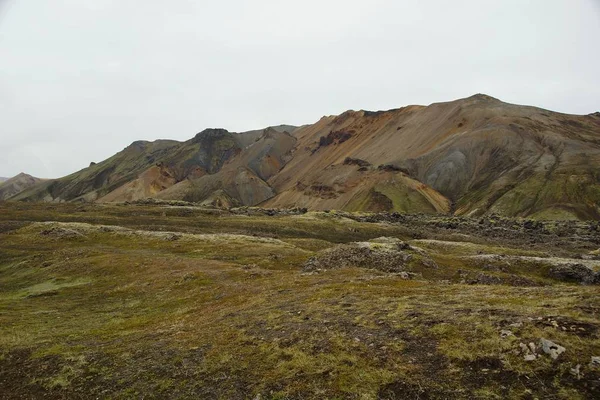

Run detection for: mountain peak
[[125, 140, 151, 152], [193, 128, 230, 140], [466, 93, 500, 102]]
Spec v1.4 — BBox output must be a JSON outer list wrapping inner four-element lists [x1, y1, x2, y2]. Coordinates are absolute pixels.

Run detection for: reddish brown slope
[[264, 95, 600, 219]]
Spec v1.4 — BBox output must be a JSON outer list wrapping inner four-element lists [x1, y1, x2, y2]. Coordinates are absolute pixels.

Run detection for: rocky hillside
[[11, 95, 600, 219], [0, 173, 46, 200]]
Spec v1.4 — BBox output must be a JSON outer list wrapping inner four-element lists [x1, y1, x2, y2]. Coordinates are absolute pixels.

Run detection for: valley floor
[[0, 202, 599, 399]]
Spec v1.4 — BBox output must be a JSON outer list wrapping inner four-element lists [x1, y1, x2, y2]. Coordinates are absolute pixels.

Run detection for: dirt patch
[[534, 316, 599, 338], [0, 349, 65, 400], [378, 380, 458, 399]]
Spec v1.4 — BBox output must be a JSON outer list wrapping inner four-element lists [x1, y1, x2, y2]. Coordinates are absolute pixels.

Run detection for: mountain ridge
[[8, 95, 600, 220]]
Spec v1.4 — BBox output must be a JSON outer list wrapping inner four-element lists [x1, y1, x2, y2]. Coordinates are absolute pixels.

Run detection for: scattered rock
[[377, 164, 410, 174], [523, 219, 543, 231], [534, 316, 599, 337], [303, 239, 416, 273], [163, 233, 182, 241], [519, 342, 538, 361], [370, 237, 413, 251], [318, 130, 352, 147], [570, 364, 582, 380], [39, 227, 85, 239], [230, 207, 308, 216], [343, 157, 371, 168], [129, 198, 198, 207], [500, 330, 513, 338], [528, 342, 536, 354], [539, 338, 566, 360], [397, 272, 412, 279]]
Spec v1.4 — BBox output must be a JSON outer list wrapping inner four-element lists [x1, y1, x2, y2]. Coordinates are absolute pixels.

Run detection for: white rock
[[591, 356, 600, 368], [539, 338, 566, 360], [398, 271, 411, 279], [570, 364, 582, 379], [500, 330, 513, 338], [519, 342, 537, 361], [519, 343, 529, 352]]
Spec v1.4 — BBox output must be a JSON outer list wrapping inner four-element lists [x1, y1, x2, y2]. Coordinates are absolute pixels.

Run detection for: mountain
[[265, 94, 600, 220], [12, 125, 296, 204], [0, 177, 8, 184], [11, 95, 600, 219], [0, 173, 46, 200]]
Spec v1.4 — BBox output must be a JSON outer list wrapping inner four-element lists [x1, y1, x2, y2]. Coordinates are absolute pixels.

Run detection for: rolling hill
[[0, 173, 46, 201], [9, 95, 600, 219]]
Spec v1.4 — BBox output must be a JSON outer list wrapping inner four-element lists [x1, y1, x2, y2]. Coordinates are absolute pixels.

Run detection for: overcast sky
[[1, 0, 599, 178]]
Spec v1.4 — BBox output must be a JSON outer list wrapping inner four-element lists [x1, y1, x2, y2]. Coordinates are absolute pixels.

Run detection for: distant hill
[[0, 177, 8, 184], [12, 95, 600, 220], [0, 173, 46, 200]]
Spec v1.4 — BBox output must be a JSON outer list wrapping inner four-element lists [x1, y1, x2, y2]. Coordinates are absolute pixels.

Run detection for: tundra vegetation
[[0, 201, 599, 399]]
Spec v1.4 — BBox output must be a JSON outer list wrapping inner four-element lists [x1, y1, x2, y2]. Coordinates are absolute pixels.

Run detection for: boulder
[[539, 338, 565, 360], [548, 263, 597, 285]]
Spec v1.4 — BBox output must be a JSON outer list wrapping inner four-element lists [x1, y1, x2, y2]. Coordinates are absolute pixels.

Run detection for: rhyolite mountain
[[0, 173, 46, 201], [9, 95, 600, 220]]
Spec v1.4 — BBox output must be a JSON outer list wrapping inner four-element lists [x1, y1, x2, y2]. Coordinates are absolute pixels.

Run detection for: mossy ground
[[0, 202, 599, 399]]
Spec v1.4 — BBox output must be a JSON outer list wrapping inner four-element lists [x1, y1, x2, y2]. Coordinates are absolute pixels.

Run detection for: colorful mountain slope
[[10, 95, 600, 219]]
